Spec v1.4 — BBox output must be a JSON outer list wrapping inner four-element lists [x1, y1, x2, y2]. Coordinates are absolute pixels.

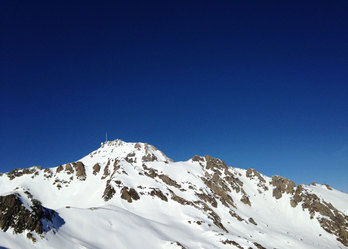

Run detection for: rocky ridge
[[0, 139, 347, 249]]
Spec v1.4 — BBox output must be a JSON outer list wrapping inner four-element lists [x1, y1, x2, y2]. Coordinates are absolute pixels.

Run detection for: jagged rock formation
[[0, 193, 63, 243], [0, 139, 347, 249]]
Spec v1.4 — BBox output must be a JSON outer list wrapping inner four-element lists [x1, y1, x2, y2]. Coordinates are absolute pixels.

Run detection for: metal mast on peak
[[105, 131, 108, 142]]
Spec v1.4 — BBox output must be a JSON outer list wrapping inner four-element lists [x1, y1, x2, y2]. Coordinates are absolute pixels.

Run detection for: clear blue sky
[[1, 1, 347, 192]]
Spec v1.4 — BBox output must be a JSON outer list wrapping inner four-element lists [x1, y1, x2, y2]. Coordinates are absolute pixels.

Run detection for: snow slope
[[0, 139, 347, 249]]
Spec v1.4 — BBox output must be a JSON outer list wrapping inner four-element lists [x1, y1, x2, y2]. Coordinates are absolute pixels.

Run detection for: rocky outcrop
[[271, 175, 296, 199], [101, 160, 111, 179], [201, 174, 236, 208], [64, 163, 74, 174], [121, 187, 140, 203], [248, 217, 257, 225], [192, 155, 204, 162], [72, 162, 86, 180], [221, 240, 243, 249], [7, 167, 40, 180], [0, 193, 62, 236], [246, 168, 268, 192], [158, 175, 181, 188], [149, 188, 168, 202], [142, 164, 158, 178], [125, 152, 137, 163], [240, 194, 251, 206], [103, 180, 116, 201], [290, 184, 304, 207], [142, 153, 158, 162], [253, 242, 267, 249], [56, 165, 63, 173], [43, 168, 53, 178], [295, 189, 348, 246], [196, 192, 217, 208], [204, 155, 228, 171], [92, 163, 100, 175]]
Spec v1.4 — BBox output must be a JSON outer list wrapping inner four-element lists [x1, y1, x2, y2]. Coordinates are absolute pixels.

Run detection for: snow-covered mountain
[[0, 139, 347, 249]]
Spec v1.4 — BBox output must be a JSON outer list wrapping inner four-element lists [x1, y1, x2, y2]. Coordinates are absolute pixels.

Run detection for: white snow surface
[[0, 139, 347, 249]]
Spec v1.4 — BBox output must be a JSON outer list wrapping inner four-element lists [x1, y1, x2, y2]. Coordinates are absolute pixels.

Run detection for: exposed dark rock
[[128, 188, 140, 200], [127, 152, 136, 157], [7, 168, 37, 180], [121, 187, 140, 203], [248, 217, 257, 225], [192, 155, 204, 162], [170, 191, 191, 205], [101, 160, 111, 179], [290, 184, 304, 207], [170, 241, 186, 249], [125, 152, 137, 163], [150, 188, 168, 202], [224, 174, 244, 193], [221, 240, 243, 249], [196, 193, 217, 208], [202, 177, 235, 208], [271, 175, 296, 199], [43, 168, 53, 178], [211, 172, 231, 192], [103, 180, 116, 201], [72, 162, 86, 180], [64, 163, 74, 174], [0, 193, 63, 236], [246, 168, 265, 183], [287, 185, 348, 246], [92, 163, 101, 175], [143, 164, 158, 178], [26, 232, 36, 243], [56, 165, 63, 174], [159, 175, 181, 188], [301, 193, 348, 246], [170, 190, 227, 232], [324, 184, 333, 191], [112, 160, 120, 174], [142, 153, 157, 162], [121, 187, 132, 202], [229, 210, 244, 222], [196, 201, 227, 232], [24, 190, 33, 199], [204, 155, 228, 171], [253, 242, 266, 249], [246, 168, 268, 191], [240, 194, 251, 206]]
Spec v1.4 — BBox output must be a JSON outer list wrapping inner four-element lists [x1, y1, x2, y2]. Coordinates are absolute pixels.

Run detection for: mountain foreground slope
[[0, 139, 347, 249]]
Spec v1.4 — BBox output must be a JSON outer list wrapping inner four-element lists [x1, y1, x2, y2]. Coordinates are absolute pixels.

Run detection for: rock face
[[271, 175, 296, 199], [92, 163, 100, 175], [7, 167, 41, 180], [72, 162, 86, 180], [120, 187, 140, 203], [0, 193, 63, 235], [0, 139, 347, 249]]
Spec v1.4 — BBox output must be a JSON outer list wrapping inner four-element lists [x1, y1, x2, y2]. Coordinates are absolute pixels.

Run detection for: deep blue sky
[[1, 1, 347, 192]]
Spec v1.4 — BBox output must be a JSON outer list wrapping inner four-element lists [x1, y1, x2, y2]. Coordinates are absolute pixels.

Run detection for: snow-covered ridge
[[0, 139, 347, 249], [81, 139, 172, 166]]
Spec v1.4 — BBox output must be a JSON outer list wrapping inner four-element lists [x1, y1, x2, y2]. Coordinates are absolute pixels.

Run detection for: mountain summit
[[0, 139, 347, 249]]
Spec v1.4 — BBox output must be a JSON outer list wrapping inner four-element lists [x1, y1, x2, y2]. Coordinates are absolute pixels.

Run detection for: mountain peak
[[81, 139, 172, 166], [1, 140, 348, 249]]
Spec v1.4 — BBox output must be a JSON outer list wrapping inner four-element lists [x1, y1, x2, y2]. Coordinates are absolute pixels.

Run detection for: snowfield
[[0, 139, 347, 249]]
